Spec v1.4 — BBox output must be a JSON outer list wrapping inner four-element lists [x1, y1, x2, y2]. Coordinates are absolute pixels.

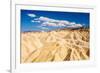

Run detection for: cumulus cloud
[[32, 16, 83, 28], [37, 26, 49, 30], [28, 14, 36, 17], [34, 16, 71, 26], [70, 22, 76, 25], [41, 22, 65, 27], [38, 16, 58, 22], [38, 16, 70, 24], [67, 24, 83, 28], [31, 20, 41, 23]]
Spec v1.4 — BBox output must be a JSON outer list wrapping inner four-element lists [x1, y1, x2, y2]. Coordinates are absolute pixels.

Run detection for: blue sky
[[21, 9, 90, 32]]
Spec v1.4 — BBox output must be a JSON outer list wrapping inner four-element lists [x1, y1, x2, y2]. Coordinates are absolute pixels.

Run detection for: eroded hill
[[21, 29, 90, 63]]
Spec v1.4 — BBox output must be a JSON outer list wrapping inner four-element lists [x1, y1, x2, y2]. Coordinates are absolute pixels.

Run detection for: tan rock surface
[[21, 29, 90, 63]]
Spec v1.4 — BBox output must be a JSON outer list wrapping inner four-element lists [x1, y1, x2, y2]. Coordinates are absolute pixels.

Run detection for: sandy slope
[[21, 29, 90, 63]]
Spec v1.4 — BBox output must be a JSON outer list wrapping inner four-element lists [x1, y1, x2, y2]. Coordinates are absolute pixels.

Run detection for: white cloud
[[37, 26, 49, 30], [38, 16, 58, 22], [67, 24, 83, 28], [70, 22, 76, 25], [42, 22, 57, 27], [28, 14, 36, 17], [41, 22, 65, 27], [38, 17, 70, 25], [36, 16, 71, 27], [41, 27, 49, 30], [58, 20, 70, 25], [33, 16, 83, 28], [31, 20, 40, 23]]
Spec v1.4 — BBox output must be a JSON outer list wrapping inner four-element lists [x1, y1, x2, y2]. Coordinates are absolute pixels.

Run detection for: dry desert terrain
[[21, 28, 90, 63]]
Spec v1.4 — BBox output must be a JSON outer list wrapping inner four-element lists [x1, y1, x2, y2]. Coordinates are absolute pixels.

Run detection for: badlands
[[21, 28, 90, 63]]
